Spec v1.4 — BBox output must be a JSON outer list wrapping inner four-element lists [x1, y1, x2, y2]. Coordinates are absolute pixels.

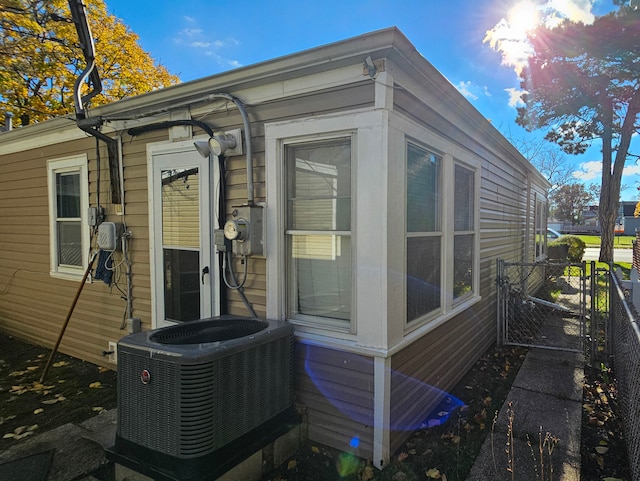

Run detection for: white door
[[149, 142, 218, 328]]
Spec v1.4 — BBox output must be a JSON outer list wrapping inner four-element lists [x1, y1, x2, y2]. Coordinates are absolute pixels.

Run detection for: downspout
[[68, 0, 121, 204]]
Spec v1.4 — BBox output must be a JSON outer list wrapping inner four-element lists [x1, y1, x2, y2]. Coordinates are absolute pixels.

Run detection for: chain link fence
[[497, 260, 586, 354], [610, 273, 640, 481]]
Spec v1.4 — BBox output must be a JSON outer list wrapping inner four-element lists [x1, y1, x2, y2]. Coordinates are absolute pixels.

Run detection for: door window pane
[[161, 167, 201, 322], [164, 249, 200, 322], [161, 168, 200, 248]]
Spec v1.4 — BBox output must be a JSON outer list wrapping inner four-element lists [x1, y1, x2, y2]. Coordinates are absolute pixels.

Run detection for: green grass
[[573, 234, 635, 248]]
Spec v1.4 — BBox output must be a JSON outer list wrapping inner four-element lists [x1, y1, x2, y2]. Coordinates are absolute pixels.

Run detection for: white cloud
[[172, 19, 241, 69], [455, 80, 491, 101], [182, 28, 202, 37], [546, 0, 595, 25], [573, 161, 640, 183], [573, 160, 601, 181], [505, 87, 526, 107], [456, 81, 477, 100], [623, 164, 640, 176]]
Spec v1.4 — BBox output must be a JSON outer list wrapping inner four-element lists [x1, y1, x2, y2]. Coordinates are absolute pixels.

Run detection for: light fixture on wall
[[194, 133, 238, 157]]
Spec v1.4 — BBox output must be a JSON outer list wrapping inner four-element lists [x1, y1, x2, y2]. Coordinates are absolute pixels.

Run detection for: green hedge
[[549, 235, 586, 262]]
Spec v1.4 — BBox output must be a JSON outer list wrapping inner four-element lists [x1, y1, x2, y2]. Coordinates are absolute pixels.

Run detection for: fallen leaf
[[9, 371, 27, 377], [311, 446, 320, 454], [426, 468, 441, 479], [89, 382, 102, 389], [3, 433, 15, 439], [52, 361, 68, 368], [287, 459, 297, 470], [13, 426, 27, 435], [0, 415, 17, 425], [26, 366, 39, 371], [98, 367, 110, 373], [360, 464, 375, 481], [33, 408, 44, 415]]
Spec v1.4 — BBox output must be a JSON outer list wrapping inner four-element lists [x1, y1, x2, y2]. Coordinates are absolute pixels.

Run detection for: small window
[[406, 143, 442, 322], [48, 156, 89, 278], [285, 138, 352, 327], [453, 164, 475, 300]]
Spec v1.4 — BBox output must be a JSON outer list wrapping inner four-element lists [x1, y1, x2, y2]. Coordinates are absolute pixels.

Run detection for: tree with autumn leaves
[[0, 0, 179, 127], [518, 2, 640, 262]]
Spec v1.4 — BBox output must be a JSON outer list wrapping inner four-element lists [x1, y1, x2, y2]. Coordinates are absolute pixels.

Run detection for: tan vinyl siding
[[0, 84, 373, 368], [389, 304, 494, 451], [295, 342, 375, 458], [387, 83, 539, 453]]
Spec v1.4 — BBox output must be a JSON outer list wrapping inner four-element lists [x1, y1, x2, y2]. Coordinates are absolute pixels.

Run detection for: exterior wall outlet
[[108, 341, 118, 364]]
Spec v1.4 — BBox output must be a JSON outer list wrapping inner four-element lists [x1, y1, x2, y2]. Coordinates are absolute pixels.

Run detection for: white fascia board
[[0, 117, 85, 156]]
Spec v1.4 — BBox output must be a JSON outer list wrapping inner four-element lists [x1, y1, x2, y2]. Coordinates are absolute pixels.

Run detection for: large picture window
[[285, 138, 352, 327], [406, 143, 442, 322], [47, 156, 88, 278]]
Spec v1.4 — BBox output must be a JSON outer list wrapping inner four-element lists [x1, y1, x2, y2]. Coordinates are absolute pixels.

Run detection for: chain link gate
[[496, 259, 601, 358]]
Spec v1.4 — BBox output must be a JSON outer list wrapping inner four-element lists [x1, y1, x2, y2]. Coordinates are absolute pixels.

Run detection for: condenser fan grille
[[117, 331, 294, 459]]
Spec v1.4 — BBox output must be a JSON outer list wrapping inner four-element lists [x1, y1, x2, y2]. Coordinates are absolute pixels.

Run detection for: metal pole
[[40, 251, 97, 383]]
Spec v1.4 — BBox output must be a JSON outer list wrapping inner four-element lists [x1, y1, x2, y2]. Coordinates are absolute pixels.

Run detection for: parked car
[[547, 227, 563, 240]]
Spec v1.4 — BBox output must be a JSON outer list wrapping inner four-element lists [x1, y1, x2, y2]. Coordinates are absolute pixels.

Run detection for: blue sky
[[103, 0, 639, 201]]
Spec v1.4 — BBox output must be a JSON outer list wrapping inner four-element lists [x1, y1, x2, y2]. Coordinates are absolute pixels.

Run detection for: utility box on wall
[[224, 205, 264, 256]]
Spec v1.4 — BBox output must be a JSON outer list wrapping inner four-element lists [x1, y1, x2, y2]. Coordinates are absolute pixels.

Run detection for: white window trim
[[47, 154, 90, 280], [392, 115, 481, 336], [265, 108, 388, 345]]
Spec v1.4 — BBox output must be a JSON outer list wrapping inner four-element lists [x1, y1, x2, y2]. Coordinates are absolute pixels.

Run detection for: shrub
[[549, 235, 586, 262]]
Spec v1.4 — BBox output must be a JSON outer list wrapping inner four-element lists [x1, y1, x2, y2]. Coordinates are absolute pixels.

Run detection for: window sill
[[393, 294, 482, 355], [49, 270, 87, 282]]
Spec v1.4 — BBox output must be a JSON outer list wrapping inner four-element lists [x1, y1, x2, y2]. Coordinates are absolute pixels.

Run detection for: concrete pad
[[526, 348, 585, 369], [0, 423, 106, 481], [493, 387, 582, 456], [78, 409, 117, 449], [513, 356, 584, 401]]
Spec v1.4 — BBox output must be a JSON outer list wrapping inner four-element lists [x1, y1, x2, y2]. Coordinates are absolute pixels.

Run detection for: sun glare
[[507, 1, 540, 34]]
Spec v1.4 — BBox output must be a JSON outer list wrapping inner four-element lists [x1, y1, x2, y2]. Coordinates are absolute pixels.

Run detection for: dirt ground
[[0, 333, 117, 452], [260, 348, 631, 481], [0, 332, 630, 481]]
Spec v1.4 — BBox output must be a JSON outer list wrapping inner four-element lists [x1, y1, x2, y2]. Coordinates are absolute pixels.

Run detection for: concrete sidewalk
[[0, 408, 117, 481], [466, 348, 584, 481]]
